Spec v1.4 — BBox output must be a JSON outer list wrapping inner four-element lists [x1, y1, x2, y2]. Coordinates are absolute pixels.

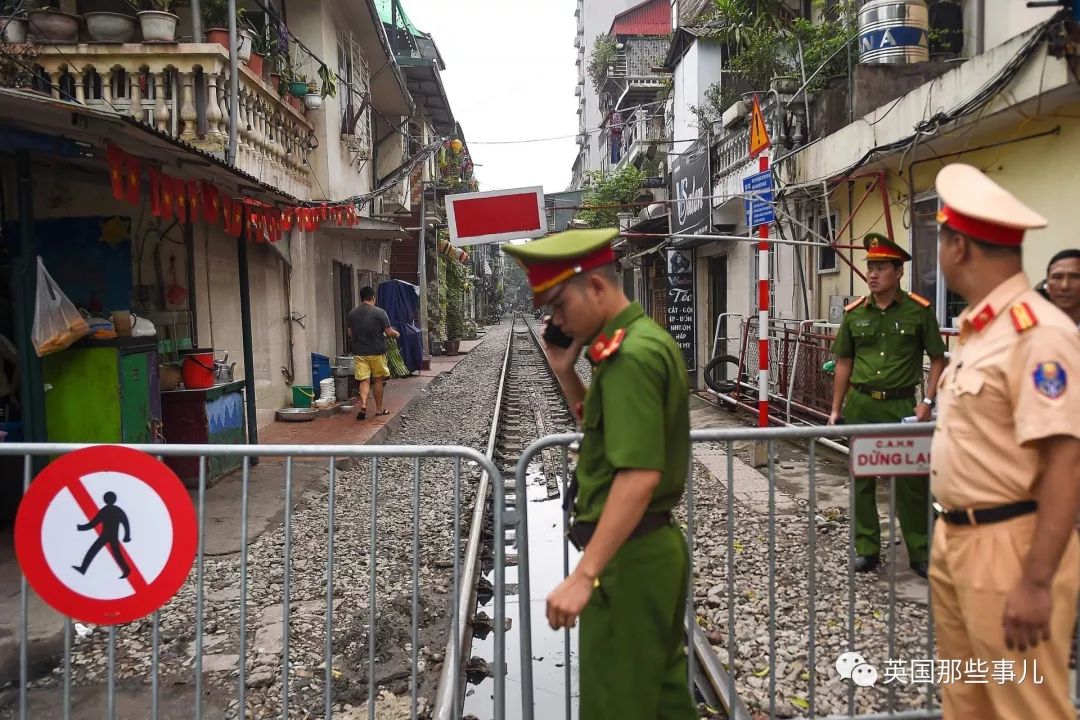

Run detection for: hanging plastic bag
[[31, 257, 89, 357]]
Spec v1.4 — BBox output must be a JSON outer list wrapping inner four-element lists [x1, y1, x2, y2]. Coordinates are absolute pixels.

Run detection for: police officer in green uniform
[[502, 228, 697, 720], [829, 233, 947, 578]]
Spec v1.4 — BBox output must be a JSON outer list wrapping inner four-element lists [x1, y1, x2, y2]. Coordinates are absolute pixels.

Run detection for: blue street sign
[[743, 171, 775, 228]]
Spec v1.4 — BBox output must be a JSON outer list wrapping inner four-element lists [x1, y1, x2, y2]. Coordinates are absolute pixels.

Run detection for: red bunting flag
[[124, 156, 141, 205], [187, 180, 200, 221], [221, 195, 234, 235], [148, 167, 162, 217], [160, 174, 175, 221], [173, 177, 188, 223], [202, 182, 220, 224], [106, 144, 127, 201]]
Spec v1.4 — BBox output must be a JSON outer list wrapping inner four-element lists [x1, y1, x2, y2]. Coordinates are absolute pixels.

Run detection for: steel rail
[[431, 314, 518, 720]]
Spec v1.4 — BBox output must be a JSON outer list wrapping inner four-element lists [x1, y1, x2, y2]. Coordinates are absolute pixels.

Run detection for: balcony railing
[[614, 107, 664, 171], [31, 44, 314, 199], [710, 96, 780, 206]]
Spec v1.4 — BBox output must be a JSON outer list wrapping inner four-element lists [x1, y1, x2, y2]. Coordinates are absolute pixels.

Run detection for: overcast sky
[[399, 0, 579, 195]]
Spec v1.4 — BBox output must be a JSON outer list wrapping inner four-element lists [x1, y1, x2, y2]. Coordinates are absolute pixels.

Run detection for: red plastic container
[[180, 348, 215, 390]]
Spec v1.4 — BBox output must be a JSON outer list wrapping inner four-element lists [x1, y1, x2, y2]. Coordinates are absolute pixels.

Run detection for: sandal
[[375, 409, 389, 417], [356, 407, 367, 420]]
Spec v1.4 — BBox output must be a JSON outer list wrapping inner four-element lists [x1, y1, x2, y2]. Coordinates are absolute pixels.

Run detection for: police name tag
[[850, 435, 932, 477]]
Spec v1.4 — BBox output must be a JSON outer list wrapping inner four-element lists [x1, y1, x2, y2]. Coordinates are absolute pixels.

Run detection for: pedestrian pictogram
[[72, 491, 132, 579], [749, 93, 771, 158], [15, 446, 197, 625]]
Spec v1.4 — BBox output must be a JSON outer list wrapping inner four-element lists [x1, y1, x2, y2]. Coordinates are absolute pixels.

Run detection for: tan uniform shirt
[[931, 273, 1080, 509]]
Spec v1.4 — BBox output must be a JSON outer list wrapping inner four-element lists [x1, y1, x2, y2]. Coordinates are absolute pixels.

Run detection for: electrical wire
[[776, 13, 1062, 193]]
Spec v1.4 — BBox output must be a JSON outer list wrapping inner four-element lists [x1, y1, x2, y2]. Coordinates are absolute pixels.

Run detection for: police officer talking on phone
[[503, 227, 696, 720]]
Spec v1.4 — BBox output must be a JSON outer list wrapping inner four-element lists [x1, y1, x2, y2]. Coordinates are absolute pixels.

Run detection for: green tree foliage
[[691, 0, 856, 129], [588, 33, 617, 92], [574, 166, 645, 229]]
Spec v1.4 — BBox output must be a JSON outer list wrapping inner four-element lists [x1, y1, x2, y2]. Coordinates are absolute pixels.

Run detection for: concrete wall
[[813, 109, 1080, 325], [289, 0, 377, 204], [576, 0, 645, 176], [965, 1, 1056, 57]]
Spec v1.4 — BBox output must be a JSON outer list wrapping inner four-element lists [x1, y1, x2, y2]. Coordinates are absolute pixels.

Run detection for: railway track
[[433, 314, 741, 720]]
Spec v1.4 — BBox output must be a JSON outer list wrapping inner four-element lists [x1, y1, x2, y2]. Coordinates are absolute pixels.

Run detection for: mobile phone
[[542, 320, 574, 349]]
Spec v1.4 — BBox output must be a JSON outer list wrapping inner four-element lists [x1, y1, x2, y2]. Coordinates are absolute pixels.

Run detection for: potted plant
[[287, 70, 310, 98], [444, 292, 465, 355], [137, 0, 178, 42], [246, 28, 270, 77], [84, 6, 137, 43], [304, 65, 334, 110], [27, 1, 79, 43], [202, 0, 251, 59], [1, 2, 28, 43]]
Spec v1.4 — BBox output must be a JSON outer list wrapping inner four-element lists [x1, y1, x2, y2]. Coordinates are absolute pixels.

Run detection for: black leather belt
[[933, 500, 1037, 526], [853, 384, 916, 401], [567, 512, 672, 551]]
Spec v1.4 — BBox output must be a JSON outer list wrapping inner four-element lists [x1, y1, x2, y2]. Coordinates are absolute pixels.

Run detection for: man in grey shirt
[[347, 286, 399, 420]]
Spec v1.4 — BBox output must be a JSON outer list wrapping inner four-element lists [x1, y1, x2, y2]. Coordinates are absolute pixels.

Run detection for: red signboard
[[446, 186, 547, 247], [15, 446, 197, 625]]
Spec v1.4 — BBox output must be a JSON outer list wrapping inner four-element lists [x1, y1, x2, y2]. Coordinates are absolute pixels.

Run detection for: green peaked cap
[[501, 228, 618, 262]]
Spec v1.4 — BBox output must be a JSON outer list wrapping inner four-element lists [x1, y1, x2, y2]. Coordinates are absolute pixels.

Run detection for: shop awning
[[319, 217, 410, 242], [0, 89, 299, 206]]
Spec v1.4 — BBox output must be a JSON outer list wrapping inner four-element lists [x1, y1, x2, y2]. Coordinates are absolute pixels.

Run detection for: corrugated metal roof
[[610, 0, 671, 37], [677, 0, 713, 25]]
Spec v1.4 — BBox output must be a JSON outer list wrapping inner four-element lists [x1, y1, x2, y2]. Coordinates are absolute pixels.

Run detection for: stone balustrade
[[31, 44, 313, 199]]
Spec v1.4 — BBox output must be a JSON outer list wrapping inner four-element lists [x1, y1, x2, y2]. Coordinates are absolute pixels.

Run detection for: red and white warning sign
[[849, 435, 932, 477], [446, 186, 547, 247], [15, 446, 197, 625]]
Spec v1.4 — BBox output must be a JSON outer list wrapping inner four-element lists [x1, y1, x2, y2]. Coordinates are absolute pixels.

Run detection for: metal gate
[[1, 442, 518, 720]]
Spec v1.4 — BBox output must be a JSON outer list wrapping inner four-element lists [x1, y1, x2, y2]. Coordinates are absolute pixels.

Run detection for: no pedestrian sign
[[15, 446, 197, 625], [849, 435, 932, 477]]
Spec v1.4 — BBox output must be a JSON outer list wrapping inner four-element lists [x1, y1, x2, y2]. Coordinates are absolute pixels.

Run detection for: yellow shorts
[[354, 354, 389, 381]]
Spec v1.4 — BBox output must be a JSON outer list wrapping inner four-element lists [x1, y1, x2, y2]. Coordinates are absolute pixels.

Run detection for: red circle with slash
[[14, 446, 197, 625]]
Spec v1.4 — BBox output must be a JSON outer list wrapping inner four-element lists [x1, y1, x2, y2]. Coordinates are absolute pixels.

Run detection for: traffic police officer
[[502, 228, 696, 720], [931, 163, 1080, 719], [829, 233, 947, 577]]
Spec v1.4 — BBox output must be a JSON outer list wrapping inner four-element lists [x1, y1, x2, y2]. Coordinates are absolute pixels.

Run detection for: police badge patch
[[1033, 361, 1067, 399]]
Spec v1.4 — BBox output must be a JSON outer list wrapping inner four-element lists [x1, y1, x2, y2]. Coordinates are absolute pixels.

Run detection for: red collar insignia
[[587, 328, 626, 364], [968, 303, 996, 333]]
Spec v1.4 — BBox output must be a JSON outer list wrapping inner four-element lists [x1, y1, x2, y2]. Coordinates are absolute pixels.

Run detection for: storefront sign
[[670, 137, 711, 236], [666, 248, 696, 370], [15, 446, 197, 625], [849, 435, 932, 477]]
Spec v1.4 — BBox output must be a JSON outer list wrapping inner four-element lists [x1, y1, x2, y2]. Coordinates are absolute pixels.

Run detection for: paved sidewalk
[[260, 341, 481, 448]]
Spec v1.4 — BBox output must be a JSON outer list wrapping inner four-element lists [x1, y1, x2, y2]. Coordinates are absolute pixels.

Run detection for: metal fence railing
[[2, 442, 515, 720], [515, 422, 950, 720], [708, 314, 961, 426]]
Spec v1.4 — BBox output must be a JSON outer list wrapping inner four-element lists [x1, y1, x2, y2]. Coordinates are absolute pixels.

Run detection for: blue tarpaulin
[[377, 280, 422, 374]]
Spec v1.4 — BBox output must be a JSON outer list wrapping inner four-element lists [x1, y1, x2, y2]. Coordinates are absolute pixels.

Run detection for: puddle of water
[[464, 463, 581, 720]]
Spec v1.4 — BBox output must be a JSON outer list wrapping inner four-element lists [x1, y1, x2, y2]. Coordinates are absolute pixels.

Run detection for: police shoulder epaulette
[[1009, 302, 1038, 333], [587, 327, 627, 364], [907, 292, 931, 308], [844, 296, 866, 312]]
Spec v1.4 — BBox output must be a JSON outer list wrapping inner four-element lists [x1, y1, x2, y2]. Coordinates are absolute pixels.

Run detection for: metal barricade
[[514, 422, 952, 720], [1, 442, 516, 720]]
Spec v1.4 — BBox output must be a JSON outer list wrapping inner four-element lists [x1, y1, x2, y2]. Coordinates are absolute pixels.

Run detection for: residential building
[[0, 0, 461, 454], [570, 0, 649, 188], [685, 0, 1077, 421]]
